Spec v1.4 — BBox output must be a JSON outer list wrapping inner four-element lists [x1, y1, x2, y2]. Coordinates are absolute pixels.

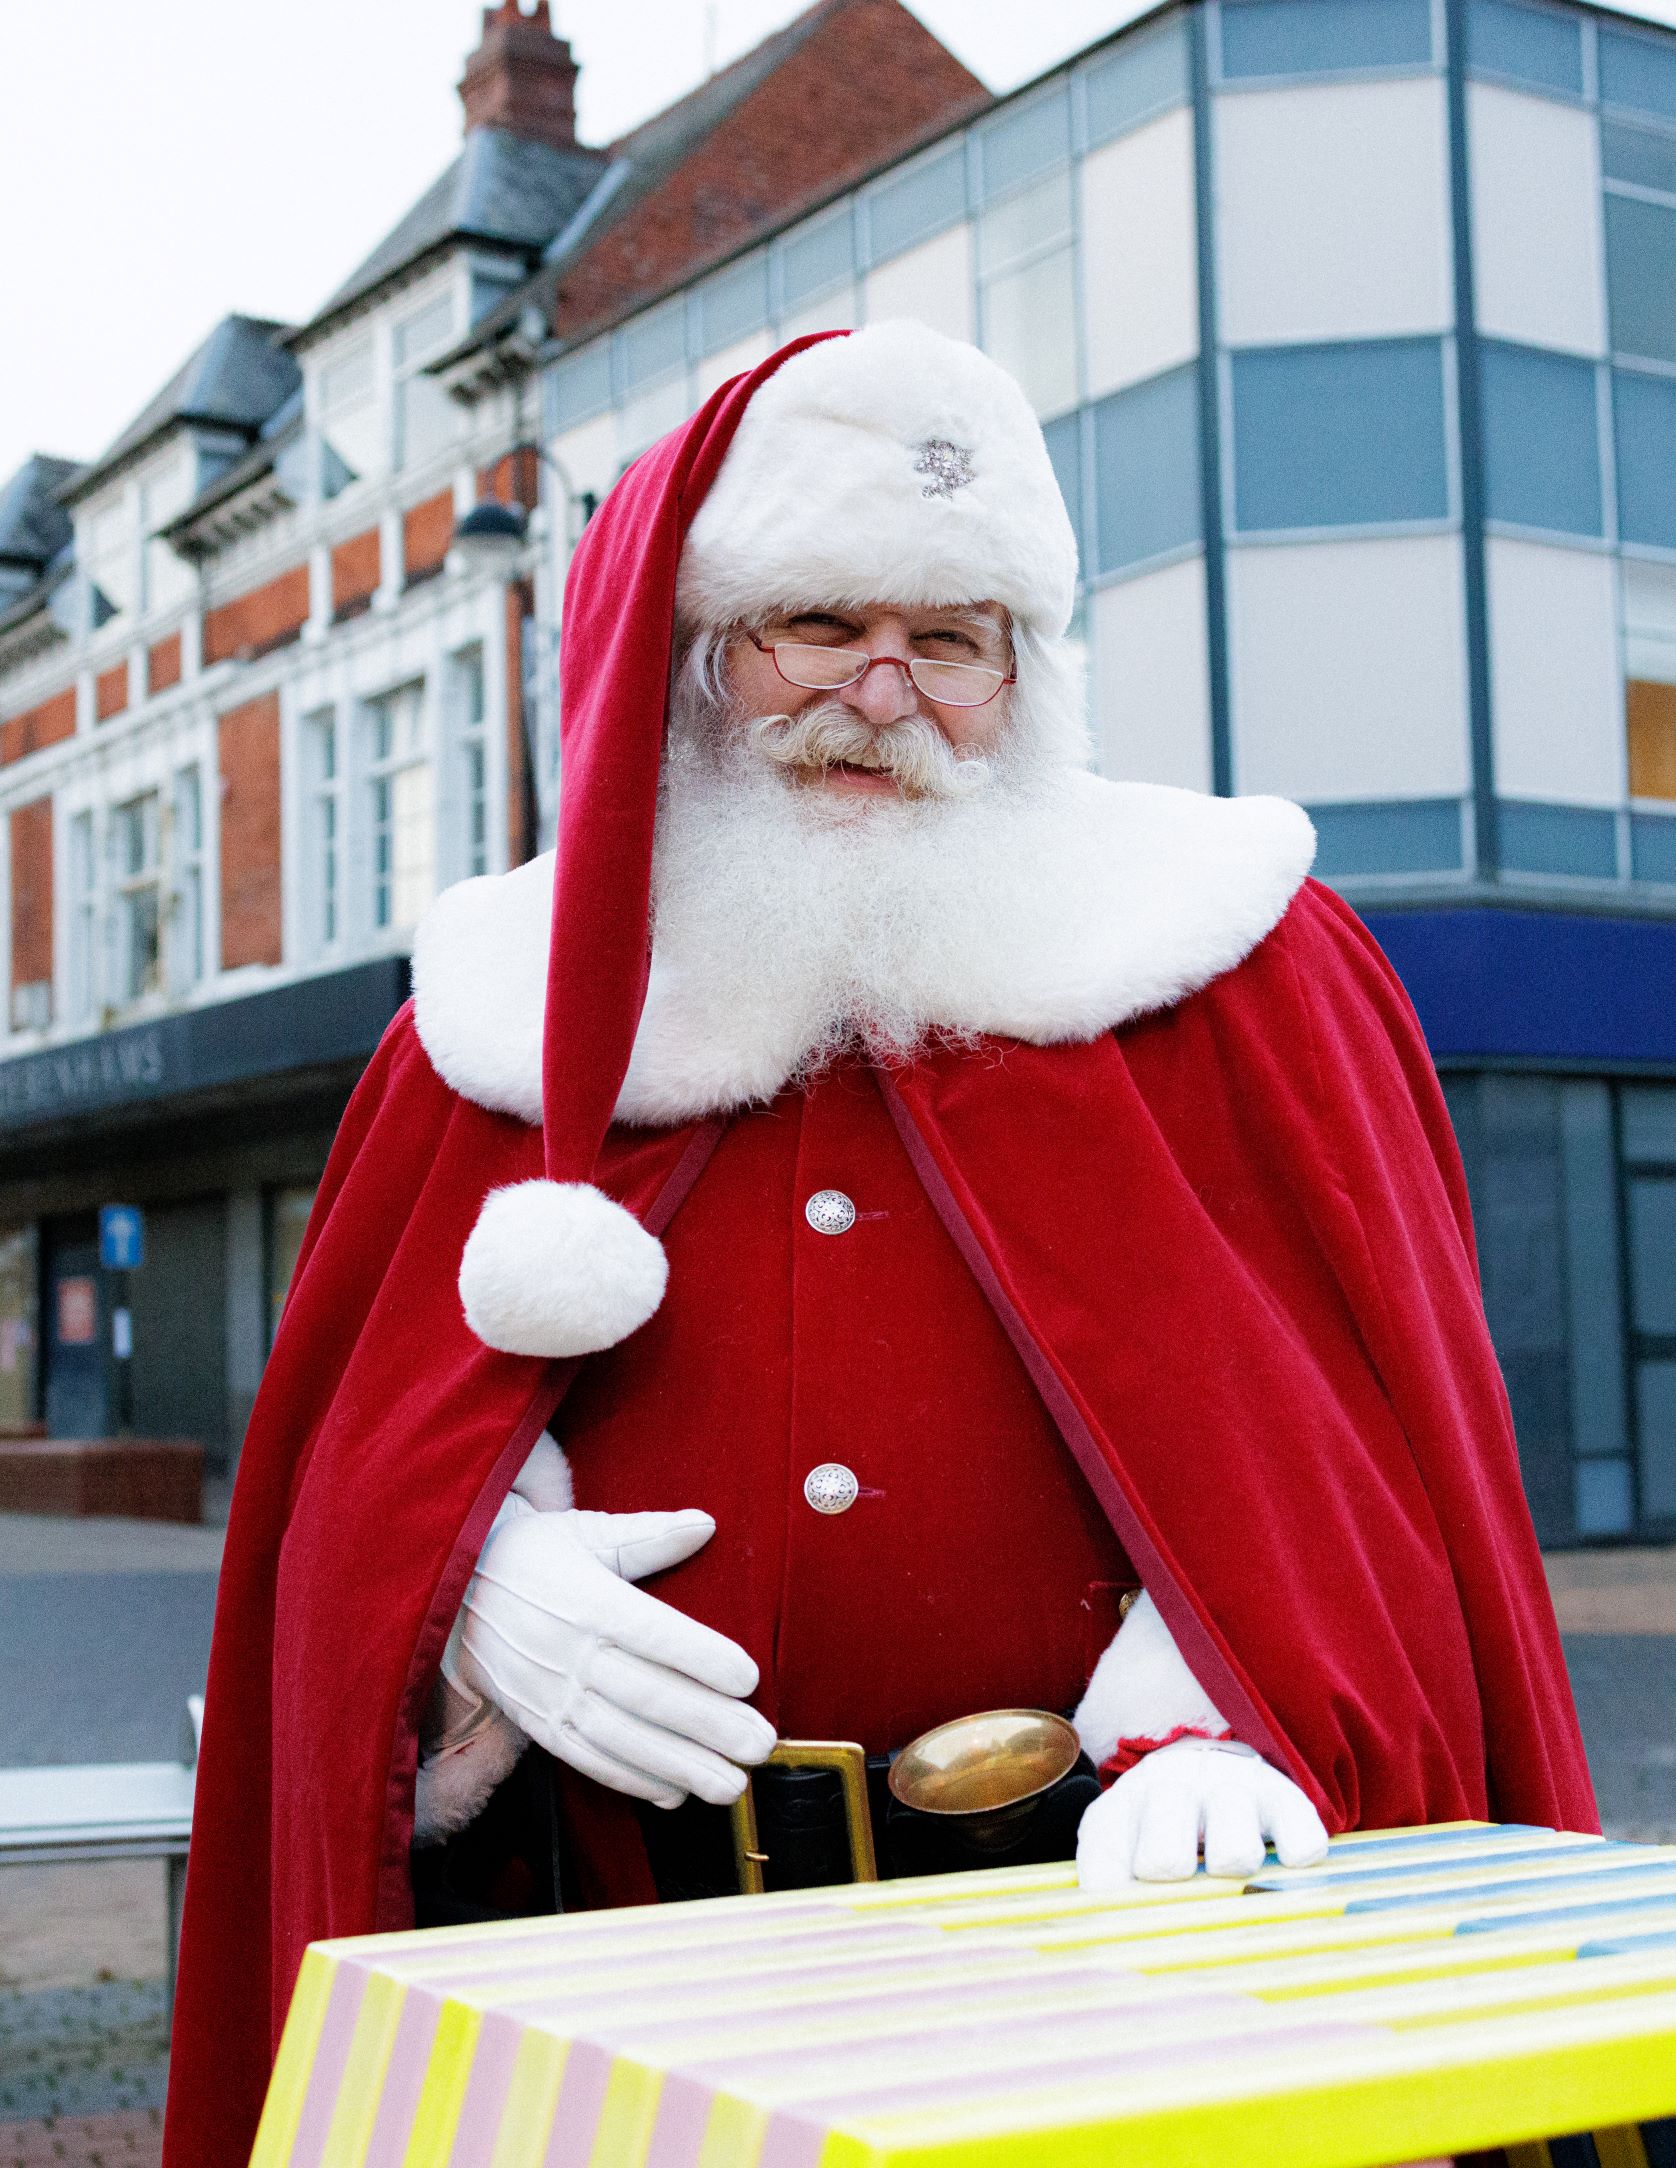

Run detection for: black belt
[[639, 1741, 1100, 1904]]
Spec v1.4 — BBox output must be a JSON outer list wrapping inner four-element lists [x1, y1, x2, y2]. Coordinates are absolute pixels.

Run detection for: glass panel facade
[[1496, 800, 1619, 877], [367, 683, 432, 933], [619, 302, 686, 391], [1219, 0, 1434, 81], [1042, 410, 1083, 558], [982, 252, 1078, 420], [1466, 0, 1583, 97], [1602, 119, 1676, 197], [1230, 339, 1449, 531], [695, 255, 769, 355], [1627, 1176, 1676, 1335], [1083, 17, 1190, 147], [1634, 1360, 1676, 1520], [1600, 26, 1676, 123], [1480, 341, 1602, 536], [1614, 367, 1676, 550], [1306, 799, 1464, 875], [1622, 1084, 1676, 1165], [548, 342, 612, 431], [1092, 363, 1202, 573], [1632, 810, 1676, 877], [779, 209, 854, 305], [867, 147, 966, 265], [1605, 195, 1676, 367], [978, 88, 1070, 200]]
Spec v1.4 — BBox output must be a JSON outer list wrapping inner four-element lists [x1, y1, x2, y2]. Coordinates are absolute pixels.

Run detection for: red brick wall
[[147, 631, 183, 696], [94, 659, 129, 722], [331, 527, 382, 618], [202, 564, 310, 666], [9, 797, 53, 1004], [403, 491, 456, 583], [475, 449, 540, 512], [1, 686, 77, 767], [556, 0, 989, 340], [218, 691, 283, 969]]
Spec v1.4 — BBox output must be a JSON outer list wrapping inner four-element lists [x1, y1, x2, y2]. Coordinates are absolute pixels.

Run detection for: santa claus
[[164, 324, 1595, 2167]]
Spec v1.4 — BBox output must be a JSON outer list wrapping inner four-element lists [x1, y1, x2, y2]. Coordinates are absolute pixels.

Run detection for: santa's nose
[[840, 650, 921, 728]]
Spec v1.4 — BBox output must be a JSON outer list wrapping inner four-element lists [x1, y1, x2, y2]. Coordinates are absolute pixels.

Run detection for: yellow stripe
[[398, 1999, 483, 2168], [250, 1947, 340, 2168], [489, 2032, 570, 2168], [1504, 2148, 1555, 2168], [697, 2092, 772, 2168], [586, 2057, 666, 2168], [318, 1970, 407, 2168]]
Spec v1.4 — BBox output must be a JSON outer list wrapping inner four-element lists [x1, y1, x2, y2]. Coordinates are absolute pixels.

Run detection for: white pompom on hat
[[677, 319, 1079, 638]]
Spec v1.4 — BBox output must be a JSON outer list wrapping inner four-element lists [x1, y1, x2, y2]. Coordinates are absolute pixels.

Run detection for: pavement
[[0, 1512, 1670, 2163]]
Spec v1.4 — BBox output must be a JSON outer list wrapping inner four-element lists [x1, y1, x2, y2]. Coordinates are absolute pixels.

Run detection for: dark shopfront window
[[1444, 1073, 1676, 1545]]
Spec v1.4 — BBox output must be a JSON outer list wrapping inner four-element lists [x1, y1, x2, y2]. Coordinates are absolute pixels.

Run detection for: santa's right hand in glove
[[419, 1433, 774, 1837]]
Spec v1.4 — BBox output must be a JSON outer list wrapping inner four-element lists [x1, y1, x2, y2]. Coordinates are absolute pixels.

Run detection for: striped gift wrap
[[250, 1822, 1676, 2168]]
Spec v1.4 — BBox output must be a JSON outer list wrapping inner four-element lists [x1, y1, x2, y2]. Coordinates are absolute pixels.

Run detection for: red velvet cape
[[162, 877, 1595, 2168]]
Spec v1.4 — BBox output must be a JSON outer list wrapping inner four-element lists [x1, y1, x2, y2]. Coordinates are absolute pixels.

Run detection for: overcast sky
[[4, 0, 1675, 489]]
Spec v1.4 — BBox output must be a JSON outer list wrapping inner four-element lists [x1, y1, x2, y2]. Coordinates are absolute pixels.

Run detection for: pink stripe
[[445, 2010, 523, 2168], [286, 1964, 369, 2168], [642, 2073, 719, 2168], [542, 2039, 614, 2168], [757, 2117, 830, 2168], [784, 2019, 1385, 2122], [362, 1990, 443, 2168]]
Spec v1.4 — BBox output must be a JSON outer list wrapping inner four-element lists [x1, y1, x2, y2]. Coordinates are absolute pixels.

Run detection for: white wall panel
[[1081, 108, 1199, 401], [1215, 78, 1453, 346], [864, 224, 975, 343], [1487, 538, 1622, 804], [1090, 556, 1212, 790], [779, 286, 858, 343], [1229, 535, 1469, 798], [550, 410, 619, 501], [1468, 84, 1604, 358], [693, 330, 773, 402]]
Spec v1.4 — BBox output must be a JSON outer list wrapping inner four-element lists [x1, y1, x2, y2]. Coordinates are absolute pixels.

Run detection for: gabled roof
[[435, 0, 990, 372], [297, 126, 606, 345], [59, 316, 299, 509], [0, 456, 79, 572]]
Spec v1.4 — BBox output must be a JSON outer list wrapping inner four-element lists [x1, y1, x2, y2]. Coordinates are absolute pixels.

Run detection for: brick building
[[0, 0, 986, 1471]]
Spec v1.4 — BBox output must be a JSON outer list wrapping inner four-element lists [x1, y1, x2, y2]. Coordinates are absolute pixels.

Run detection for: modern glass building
[[533, 0, 1676, 1545]]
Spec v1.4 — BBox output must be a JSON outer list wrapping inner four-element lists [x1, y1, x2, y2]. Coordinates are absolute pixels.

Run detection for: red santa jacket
[[163, 855, 1595, 2168]]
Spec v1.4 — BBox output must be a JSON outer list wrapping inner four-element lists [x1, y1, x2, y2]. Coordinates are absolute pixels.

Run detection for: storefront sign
[[56, 1277, 97, 1346]]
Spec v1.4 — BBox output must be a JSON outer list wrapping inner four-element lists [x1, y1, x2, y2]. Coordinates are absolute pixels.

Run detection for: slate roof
[[59, 317, 299, 508], [0, 456, 79, 572], [302, 126, 605, 340]]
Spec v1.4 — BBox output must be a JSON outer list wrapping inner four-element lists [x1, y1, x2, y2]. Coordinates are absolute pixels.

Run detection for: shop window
[[547, 341, 612, 433], [1083, 17, 1189, 148], [0, 1226, 38, 1434], [266, 1186, 317, 1350], [67, 810, 97, 1025], [867, 147, 966, 267], [977, 88, 1071, 202], [1230, 339, 1448, 532], [451, 644, 490, 881], [1628, 683, 1676, 802], [169, 765, 204, 994], [1621, 1083, 1676, 1526], [109, 790, 162, 1004], [1092, 363, 1202, 573], [1560, 1082, 1633, 1537], [1614, 366, 1676, 550], [317, 337, 381, 498], [1479, 342, 1602, 537], [1218, 0, 1433, 81], [694, 254, 769, 357], [303, 710, 340, 950], [1465, 0, 1583, 98], [1606, 196, 1676, 369], [777, 208, 854, 309], [979, 168, 1077, 421], [393, 293, 458, 472], [1600, 25, 1676, 123], [1602, 118, 1676, 197], [366, 682, 432, 933]]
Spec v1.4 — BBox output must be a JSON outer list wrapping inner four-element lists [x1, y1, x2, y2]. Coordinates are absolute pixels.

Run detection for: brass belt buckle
[[728, 1739, 879, 1894]]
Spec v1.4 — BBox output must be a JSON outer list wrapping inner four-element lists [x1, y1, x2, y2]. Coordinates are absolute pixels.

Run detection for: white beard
[[618, 646, 1096, 1117]]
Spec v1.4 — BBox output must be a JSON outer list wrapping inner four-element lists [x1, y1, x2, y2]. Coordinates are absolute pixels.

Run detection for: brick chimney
[[459, 1, 580, 150]]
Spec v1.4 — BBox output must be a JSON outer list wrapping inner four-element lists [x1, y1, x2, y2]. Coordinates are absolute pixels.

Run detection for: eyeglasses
[[744, 631, 1016, 709]]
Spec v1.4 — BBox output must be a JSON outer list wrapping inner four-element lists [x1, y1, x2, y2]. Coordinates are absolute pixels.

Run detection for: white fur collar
[[410, 774, 1315, 1127]]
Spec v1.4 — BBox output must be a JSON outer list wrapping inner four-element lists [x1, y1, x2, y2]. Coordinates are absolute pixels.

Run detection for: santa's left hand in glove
[[1076, 1736, 1329, 1891]]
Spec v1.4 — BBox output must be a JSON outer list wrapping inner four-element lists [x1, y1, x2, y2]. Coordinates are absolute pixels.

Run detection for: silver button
[[804, 1189, 856, 1236], [804, 1462, 859, 1515]]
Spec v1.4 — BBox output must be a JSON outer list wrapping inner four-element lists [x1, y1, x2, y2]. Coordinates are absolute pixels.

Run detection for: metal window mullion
[[1190, 3, 1233, 798]]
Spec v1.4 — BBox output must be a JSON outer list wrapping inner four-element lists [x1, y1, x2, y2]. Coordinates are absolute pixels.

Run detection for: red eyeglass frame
[[743, 630, 1017, 708]]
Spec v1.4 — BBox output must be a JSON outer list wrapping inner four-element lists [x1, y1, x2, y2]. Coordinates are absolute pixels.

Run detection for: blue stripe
[[1577, 1931, 1676, 1956], [1455, 1893, 1676, 1936], [1347, 1864, 1676, 1914], [1247, 1841, 1641, 1893]]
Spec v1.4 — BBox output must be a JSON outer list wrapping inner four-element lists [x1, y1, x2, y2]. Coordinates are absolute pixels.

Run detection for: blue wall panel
[[1360, 906, 1676, 1065]]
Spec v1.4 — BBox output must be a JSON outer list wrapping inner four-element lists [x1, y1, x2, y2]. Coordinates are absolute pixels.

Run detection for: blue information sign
[[99, 1204, 145, 1271]]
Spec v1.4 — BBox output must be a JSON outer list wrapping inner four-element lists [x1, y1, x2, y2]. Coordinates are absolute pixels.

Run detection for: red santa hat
[[458, 320, 1081, 1360]]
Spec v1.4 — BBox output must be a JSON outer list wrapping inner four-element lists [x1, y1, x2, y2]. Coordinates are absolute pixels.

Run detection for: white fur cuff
[[1073, 1591, 1231, 1768], [413, 1711, 528, 1847], [459, 1180, 669, 1357]]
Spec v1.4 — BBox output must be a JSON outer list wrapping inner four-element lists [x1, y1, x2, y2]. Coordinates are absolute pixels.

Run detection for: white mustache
[[746, 700, 991, 801]]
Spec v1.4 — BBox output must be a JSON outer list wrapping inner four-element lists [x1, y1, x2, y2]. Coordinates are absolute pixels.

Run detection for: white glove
[[446, 1476, 776, 1812], [1077, 1736, 1329, 1890]]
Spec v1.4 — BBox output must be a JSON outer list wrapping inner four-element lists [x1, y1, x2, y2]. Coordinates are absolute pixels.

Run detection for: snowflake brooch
[[913, 439, 976, 500]]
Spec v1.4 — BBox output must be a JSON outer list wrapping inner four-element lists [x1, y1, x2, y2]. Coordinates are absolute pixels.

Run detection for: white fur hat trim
[[678, 320, 1079, 637], [459, 1180, 669, 1358]]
